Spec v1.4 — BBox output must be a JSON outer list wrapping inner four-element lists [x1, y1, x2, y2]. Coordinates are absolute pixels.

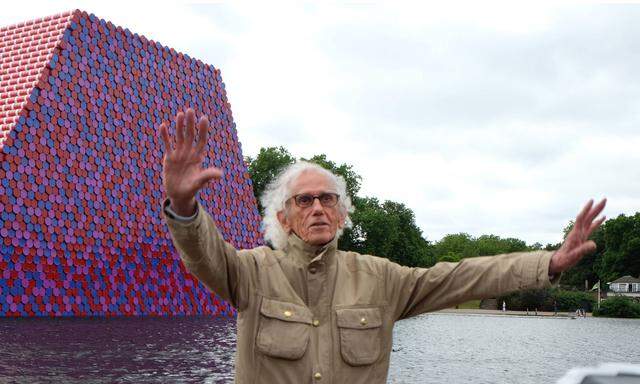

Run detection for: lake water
[[0, 313, 638, 383]]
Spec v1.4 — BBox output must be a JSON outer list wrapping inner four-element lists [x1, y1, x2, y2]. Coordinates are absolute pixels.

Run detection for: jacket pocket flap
[[260, 298, 312, 324], [336, 307, 382, 329]]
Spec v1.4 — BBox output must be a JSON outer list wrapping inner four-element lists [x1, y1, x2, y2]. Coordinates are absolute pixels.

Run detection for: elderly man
[[159, 109, 606, 384]]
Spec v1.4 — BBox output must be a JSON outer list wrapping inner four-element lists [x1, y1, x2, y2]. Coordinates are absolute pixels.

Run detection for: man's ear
[[277, 210, 291, 233]]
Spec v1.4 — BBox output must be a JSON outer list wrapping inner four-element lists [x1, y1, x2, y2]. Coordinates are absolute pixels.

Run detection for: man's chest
[[260, 255, 387, 310]]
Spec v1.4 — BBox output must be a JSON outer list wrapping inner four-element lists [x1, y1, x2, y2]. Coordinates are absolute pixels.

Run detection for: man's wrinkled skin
[[159, 108, 222, 217], [159, 107, 606, 278], [276, 171, 347, 246], [548, 198, 606, 275]]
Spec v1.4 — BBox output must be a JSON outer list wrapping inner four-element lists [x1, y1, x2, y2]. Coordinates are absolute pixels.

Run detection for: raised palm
[[549, 199, 607, 275], [159, 108, 223, 215]]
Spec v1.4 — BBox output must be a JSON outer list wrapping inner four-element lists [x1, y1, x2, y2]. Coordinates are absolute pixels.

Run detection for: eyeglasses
[[290, 193, 340, 208]]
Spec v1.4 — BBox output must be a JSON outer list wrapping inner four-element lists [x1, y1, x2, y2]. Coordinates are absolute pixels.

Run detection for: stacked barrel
[[0, 10, 262, 317]]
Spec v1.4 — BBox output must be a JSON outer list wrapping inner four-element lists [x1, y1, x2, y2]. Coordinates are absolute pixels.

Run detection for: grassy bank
[[456, 300, 481, 309]]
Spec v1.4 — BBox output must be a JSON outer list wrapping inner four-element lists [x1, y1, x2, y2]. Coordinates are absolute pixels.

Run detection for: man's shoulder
[[237, 245, 282, 265], [337, 249, 391, 275]]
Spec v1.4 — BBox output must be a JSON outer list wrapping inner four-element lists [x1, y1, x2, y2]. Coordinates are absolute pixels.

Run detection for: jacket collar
[[285, 234, 338, 266]]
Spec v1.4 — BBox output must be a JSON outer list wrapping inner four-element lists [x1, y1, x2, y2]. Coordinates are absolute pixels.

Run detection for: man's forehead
[[290, 170, 336, 193]]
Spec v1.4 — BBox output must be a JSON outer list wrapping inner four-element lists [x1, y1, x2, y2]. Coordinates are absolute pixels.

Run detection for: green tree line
[[245, 147, 639, 289]]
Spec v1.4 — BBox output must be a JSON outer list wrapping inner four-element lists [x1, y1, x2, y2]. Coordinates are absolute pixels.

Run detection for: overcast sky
[[3, 2, 639, 245]]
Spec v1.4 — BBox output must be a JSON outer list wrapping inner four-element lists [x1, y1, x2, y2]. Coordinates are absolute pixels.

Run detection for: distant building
[[607, 276, 640, 298]]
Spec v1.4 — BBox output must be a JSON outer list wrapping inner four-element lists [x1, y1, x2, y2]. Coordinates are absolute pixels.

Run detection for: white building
[[607, 276, 640, 298]]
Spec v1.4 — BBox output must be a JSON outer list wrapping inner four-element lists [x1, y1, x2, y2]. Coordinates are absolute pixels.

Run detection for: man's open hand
[[159, 108, 223, 216], [549, 199, 607, 275]]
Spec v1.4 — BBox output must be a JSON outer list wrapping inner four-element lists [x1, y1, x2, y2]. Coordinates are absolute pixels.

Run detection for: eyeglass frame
[[287, 192, 340, 208]]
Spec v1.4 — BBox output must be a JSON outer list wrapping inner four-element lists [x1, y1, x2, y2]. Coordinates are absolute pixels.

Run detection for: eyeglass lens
[[294, 193, 338, 207]]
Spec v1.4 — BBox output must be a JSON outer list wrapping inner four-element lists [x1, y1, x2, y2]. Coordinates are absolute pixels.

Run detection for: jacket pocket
[[336, 307, 383, 366], [256, 298, 312, 360]]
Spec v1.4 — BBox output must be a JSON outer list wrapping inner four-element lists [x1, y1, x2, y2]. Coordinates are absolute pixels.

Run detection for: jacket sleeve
[[386, 251, 560, 320], [162, 199, 257, 311]]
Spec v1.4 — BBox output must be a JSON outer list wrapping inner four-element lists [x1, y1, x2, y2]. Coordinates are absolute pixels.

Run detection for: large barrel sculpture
[[0, 10, 262, 317]]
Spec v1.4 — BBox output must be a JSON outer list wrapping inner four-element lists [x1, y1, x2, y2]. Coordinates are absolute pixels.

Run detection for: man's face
[[277, 171, 345, 246]]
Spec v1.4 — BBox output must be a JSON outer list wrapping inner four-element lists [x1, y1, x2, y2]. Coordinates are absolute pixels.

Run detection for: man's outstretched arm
[[159, 108, 254, 311], [387, 199, 607, 320]]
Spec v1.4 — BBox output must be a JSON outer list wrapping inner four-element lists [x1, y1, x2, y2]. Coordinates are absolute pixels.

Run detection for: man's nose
[[310, 197, 324, 213]]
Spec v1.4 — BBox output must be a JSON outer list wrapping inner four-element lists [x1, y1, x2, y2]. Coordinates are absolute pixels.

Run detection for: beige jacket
[[164, 201, 557, 384]]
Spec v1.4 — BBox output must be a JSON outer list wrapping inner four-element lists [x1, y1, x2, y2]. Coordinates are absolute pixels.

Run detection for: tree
[[593, 296, 640, 318], [476, 235, 528, 256], [245, 146, 295, 214], [341, 197, 435, 267], [595, 213, 640, 284], [434, 233, 478, 261], [544, 243, 561, 251], [432, 233, 530, 263], [502, 238, 529, 253], [530, 242, 543, 250], [499, 288, 596, 312]]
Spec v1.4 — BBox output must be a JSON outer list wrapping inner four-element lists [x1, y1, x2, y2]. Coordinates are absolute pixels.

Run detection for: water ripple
[[0, 316, 236, 383], [0, 314, 638, 383]]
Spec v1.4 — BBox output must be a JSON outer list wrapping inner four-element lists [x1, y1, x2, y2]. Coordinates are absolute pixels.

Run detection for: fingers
[[196, 167, 224, 187], [165, 107, 210, 158], [159, 122, 172, 154], [585, 198, 607, 225], [559, 200, 607, 274], [185, 108, 196, 147], [175, 111, 185, 150], [195, 115, 210, 154], [586, 216, 606, 238], [575, 198, 607, 235], [575, 199, 593, 231]]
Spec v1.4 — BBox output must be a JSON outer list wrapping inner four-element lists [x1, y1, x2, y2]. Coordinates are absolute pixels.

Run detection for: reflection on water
[[0, 316, 236, 383], [0, 314, 638, 383], [389, 313, 640, 384]]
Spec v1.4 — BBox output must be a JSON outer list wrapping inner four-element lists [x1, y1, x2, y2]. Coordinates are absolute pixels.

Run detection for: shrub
[[498, 288, 596, 312], [593, 296, 640, 318], [499, 289, 548, 311], [553, 289, 596, 312]]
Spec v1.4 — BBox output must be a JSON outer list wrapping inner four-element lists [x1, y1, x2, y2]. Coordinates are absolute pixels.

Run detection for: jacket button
[[313, 319, 320, 327], [360, 317, 367, 326], [309, 266, 317, 274], [284, 310, 292, 318], [314, 372, 322, 380]]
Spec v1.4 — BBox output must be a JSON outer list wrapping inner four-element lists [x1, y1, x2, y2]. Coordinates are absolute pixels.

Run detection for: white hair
[[260, 161, 354, 249]]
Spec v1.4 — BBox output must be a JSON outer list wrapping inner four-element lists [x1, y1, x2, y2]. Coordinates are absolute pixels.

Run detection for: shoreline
[[435, 308, 589, 318]]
